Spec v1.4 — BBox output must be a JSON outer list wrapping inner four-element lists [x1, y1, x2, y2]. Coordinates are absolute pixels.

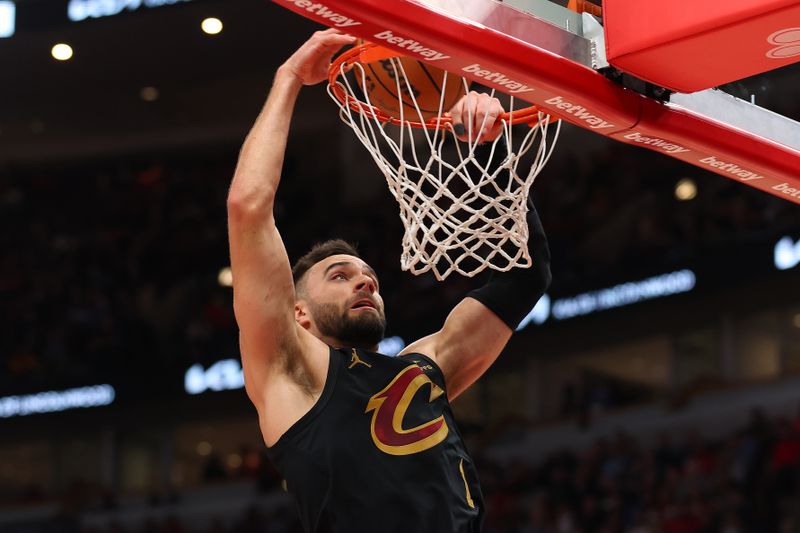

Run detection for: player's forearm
[[228, 67, 304, 216], [467, 200, 552, 330]]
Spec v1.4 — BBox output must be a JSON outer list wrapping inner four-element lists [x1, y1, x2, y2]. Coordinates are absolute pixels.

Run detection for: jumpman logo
[[349, 348, 372, 370]]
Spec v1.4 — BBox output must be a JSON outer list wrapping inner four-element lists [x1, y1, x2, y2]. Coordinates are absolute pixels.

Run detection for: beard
[[309, 299, 386, 349]]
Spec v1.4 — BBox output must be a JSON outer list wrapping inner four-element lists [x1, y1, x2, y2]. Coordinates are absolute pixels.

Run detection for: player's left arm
[[402, 92, 552, 400], [403, 199, 551, 399]]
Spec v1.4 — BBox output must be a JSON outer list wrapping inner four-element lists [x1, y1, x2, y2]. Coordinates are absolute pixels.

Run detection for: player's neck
[[322, 335, 378, 353], [307, 325, 378, 352]]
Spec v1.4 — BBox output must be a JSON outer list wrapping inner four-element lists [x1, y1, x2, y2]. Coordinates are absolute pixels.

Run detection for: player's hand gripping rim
[[281, 29, 356, 86], [449, 91, 504, 144]]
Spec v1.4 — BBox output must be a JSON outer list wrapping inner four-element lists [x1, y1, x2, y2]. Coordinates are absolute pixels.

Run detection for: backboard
[[271, 0, 800, 205]]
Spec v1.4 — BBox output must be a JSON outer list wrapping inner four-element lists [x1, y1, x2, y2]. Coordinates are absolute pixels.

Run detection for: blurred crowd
[[477, 407, 800, 533], [51, 406, 800, 533], [1, 144, 797, 393], [0, 157, 236, 394]]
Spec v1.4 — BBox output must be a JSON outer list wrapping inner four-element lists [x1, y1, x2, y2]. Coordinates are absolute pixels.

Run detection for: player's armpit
[[408, 297, 513, 400]]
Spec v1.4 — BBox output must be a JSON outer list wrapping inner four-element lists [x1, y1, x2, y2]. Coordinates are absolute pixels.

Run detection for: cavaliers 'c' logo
[[365, 365, 448, 456]]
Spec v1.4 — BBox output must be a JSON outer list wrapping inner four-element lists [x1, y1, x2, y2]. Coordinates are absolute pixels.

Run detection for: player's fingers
[[481, 121, 504, 144], [287, 31, 357, 85], [316, 27, 348, 37], [322, 33, 357, 46], [450, 95, 467, 141], [473, 93, 494, 143], [478, 96, 504, 143], [309, 29, 355, 49], [472, 99, 487, 140], [478, 115, 500, 144], [316, 36, 357, 53], [313, 31, 357, 59], [463, 91, 482, 142], [468, 92, 497, 143]]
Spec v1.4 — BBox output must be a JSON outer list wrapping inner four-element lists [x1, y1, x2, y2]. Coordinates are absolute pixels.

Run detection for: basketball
[[354, 54, 466, 122]]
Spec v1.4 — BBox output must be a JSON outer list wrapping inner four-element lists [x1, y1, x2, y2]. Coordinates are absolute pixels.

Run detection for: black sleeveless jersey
[[265, 346, 484, 533]]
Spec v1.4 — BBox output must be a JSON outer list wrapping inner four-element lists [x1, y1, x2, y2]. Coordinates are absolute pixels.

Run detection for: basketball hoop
[[328, 42, 561, 280]]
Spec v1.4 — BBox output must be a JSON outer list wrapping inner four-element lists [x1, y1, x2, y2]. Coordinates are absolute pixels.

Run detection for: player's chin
[[350, 308, 386, 326], [342, 312, 387, 347], [350, 309, 385, 328]]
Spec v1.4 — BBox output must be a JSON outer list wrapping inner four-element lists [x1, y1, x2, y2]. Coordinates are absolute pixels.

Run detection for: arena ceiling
[[1, 0, 336, 163]]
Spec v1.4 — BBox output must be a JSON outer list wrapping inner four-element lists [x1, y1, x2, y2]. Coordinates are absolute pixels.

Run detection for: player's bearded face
[[309, 296, 386, 347]]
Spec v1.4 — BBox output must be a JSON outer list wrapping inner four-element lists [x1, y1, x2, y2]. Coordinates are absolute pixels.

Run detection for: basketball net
[[328, 43, 560, 280]]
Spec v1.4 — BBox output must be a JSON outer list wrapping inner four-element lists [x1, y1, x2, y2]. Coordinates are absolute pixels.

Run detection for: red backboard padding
[[604, 0, 800, 93]]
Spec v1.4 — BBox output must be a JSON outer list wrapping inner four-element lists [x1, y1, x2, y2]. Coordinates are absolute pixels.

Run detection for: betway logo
[[699, 156, 765, 182], [624, 132, 690, 154], [772, 183, 800, 200], [775, 236, 800, 271], [545, 96, 614, 129], [462, 64, 534, 94], [284, 0, 360, 28], [373, 30, 448, 61]]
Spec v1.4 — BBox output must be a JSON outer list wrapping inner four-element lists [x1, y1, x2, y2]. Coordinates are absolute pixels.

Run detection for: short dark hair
[[292, 239, 361, 288]]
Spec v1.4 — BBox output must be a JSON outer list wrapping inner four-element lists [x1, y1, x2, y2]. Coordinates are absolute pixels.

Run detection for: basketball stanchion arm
[[467, 199, 552, 331], [634, 97, 800, 203]]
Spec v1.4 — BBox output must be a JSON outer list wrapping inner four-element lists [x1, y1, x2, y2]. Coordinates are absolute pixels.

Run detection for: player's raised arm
[[405, 198, 551, 399], [403, 92, 552, 399], [226, 30, 355, 407]]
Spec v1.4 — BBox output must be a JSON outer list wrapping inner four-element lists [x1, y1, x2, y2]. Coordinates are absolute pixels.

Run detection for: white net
[[328, 51, 560, 280]]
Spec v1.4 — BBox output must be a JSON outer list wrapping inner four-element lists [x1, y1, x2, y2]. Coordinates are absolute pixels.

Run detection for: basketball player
[[227, 29, 551, 532]]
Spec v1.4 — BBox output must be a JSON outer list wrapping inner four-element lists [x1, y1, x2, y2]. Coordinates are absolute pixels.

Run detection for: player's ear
[[295, 300, 311, 329]]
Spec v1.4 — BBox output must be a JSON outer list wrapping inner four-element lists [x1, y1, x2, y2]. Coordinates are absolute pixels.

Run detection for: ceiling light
[[196, 441, 212, 456], [675, 178, 697, 201], [218, 267, 233, 287], [140, 86, 159, 102], [227, 454, 242, 469], [201, 17, 222, 35], [51, 43, 73, 61]]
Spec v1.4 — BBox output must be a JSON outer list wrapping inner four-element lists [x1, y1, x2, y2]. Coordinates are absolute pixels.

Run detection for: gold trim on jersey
[[459, 458, 476, 509]]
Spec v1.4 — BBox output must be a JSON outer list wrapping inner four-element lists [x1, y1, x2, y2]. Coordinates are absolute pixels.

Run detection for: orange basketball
[[354, 55, 466, 122]]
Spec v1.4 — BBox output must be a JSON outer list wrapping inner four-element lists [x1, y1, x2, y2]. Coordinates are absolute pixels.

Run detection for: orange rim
[[328, 42, 557, 130], [567, 0, 602, 16]]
